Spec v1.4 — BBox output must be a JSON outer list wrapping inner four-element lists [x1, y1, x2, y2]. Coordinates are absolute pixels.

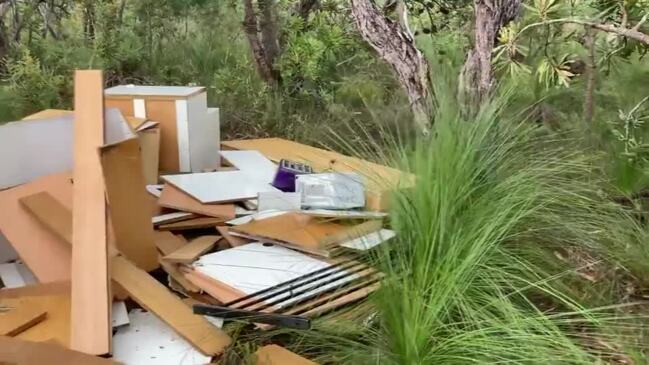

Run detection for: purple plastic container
[[272, 159, 313, 192]]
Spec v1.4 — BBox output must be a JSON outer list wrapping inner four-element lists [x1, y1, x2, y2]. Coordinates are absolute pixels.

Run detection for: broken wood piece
[[11, 295, 71, 347], [152, 211, 196, 226], [183, 268, 247, 303], [158, 183, 236, 219], [111, 255, 231, 355], [0, 336, 117, 365], [163, 235, 219, 264], [100, 138, 159, 271], [319, 219, 383, 247], [20, 191, 72, 244], [216, 226, 252, 247], [160, 260, 200, 292], [158, 216, 226, 231], [0, 281, 70, 299], [254, 344, 318, 365], [153, 231, 187, 256], [71, 69, 111, 355], [297, 282, 380, 318], [0, 298, 47, 336], [0, 173, 73, 282]]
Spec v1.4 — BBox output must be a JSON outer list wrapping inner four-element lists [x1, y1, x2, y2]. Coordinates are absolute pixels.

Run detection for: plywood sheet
[[100, 138, 159, 271], [139, 127, 161, 185], [71, 69, 111, 355], [162, 170, 280, 204], [158, 184, 235, 218], [111, 255, 231, 355], [222, 138, 415, 210], [20, 191, 73, 243], [0, 173, 72, 282], [255, 345, 318, 365], [162, 235, 219, 264], [105, 97, 134, 117]]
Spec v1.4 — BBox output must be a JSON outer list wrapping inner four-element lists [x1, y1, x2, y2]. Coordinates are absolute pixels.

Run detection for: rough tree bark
[[350, 0, 433, 135], [242, 0, 282, 88], [459, 0, 522, 112], [583, 26, 596, 126]]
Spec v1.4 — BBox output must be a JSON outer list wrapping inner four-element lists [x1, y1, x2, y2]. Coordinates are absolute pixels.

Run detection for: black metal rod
[[239, 265, 373, 311], [193, 304, 311, 330], [225, 258, 361, 307]]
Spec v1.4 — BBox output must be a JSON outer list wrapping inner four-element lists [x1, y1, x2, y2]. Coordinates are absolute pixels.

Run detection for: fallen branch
[[517, 17, 649, 46]]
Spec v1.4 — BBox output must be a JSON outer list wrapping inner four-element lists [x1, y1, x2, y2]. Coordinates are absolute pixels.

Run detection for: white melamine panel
[[220, 150, 277, 183], [105, 85, 205, 97]]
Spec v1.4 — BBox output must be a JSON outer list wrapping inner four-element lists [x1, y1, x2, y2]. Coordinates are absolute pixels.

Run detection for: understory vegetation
[[0, 0, 648, 363]]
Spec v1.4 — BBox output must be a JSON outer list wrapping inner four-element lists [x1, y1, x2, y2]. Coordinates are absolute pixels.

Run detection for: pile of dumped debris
[[0, 70, 411, 364]]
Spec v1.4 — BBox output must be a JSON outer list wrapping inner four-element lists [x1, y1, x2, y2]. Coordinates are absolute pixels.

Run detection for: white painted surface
[[226, 210, 287, 225], [0, 263, 26, 288], [187, 97, 219, 172], [220, 150, 277, 183], [111, 301, 130, 328], [133, 99, 146, 118], [194, 243, 356, 308], [14, 261, 37, 285], [105, 85, 205, 97], [0, 108, 132, 189], [112, 309, 211, 365], [146, 184, 164, 198], [162, 170, 280, 204], [340, 229, 396, 250], [175, 99, 191, 172], [257, 191, 301, 211]]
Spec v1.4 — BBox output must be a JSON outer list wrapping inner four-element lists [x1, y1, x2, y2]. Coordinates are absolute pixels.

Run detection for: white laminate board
[[146, 184, 164, 197], [220, 150, 277, 183], [111, 301, 130, 328], [0, 108, 133, 189], [194, 243, 357, 308], [187, 97, 220, 172], [225, 210, 287, 225], [162, 170, 280, 204], [112, 309, 211, 365], [340, 229, 396, 251], [105, 85, 205, 97], [14, 261, 37, 285], [175, 99, 191, 172], [152, 212, 194, 225], [257, 191, 301, 212], [133, 99, 146, 118], [300, 209, 388, 219], [0, 263, 25, 288]]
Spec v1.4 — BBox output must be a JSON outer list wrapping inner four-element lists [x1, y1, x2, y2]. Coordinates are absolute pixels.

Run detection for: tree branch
[[518, 18, 649, 46]]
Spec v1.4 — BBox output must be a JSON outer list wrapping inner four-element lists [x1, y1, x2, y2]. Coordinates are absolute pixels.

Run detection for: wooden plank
[[158, 183, 236, 218], [20, 191, 72, 243], [183, 269, 247, 303], [152, 212, 196, 226], [320, 219, 383, 247], [158, 216, 226, 231], [100, 138, 159, 271], [0, 281, 69, 299], [295, 282, 380, 318], [153, 231, 187, 256], [71, 69, 111, 355], [0, 298, 47, 336], [162, 235, 219, 264], [0, 336, 117, 365], [138, 127, 161, 185], [222, 138, 414, 211], [0, 173, 73, 282], [215, 226, 251, 247], [255, 345, 318, 365], [111, 255, 231, 355]]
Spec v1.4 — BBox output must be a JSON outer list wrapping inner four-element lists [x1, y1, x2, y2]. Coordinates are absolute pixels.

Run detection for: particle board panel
[[145, 99, 180, 172], [152, 211, 197, 226], [160, 260, 200, 292], [158, 184, 236, 219], [111, 255, 231, 355], [162, 235, 219, 264], [104, 97, 134, 117], [255, 345, 318, 365], [215, 226, 252, 248], [0, 173, 72, 282], [158, 217, 226, 231], [154, 231, 188, 256], [183, 269, 247, 304], [20, 191, 73, 244], [0, 335, 117, 365], [71, 70, 111, 355], [222, 138, 415, 211], [12, 295, 71, 347], [138, 127, 161, 185], [0, 281, 70, 299], [100, 138, 159, 271], [0, 298, 47, 336]]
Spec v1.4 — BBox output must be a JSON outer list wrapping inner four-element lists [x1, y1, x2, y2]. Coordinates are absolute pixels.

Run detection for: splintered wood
[[71, 70, 111, 355]]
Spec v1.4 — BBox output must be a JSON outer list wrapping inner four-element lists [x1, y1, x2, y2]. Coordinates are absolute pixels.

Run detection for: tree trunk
[[350, 0, 433, 135], [459, 0, 521, 112], [583, 26, 596, 126], [242, 0, 281, 88], [294, 0, 319, 23]]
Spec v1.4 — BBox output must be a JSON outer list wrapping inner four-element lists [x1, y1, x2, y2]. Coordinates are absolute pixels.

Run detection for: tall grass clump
[[267, 88, 649, 364]]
